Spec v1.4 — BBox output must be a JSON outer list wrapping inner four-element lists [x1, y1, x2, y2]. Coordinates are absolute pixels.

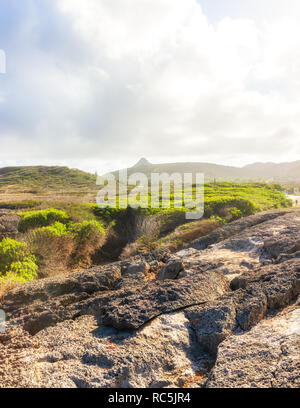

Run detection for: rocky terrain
[[0, 209, 299, 388]]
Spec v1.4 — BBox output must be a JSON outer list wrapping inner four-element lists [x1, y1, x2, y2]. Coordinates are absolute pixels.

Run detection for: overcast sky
[[1, 0, 300, 173]]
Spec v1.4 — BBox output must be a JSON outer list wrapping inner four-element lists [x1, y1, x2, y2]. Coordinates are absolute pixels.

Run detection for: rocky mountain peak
[[133, 157, 151, 167]]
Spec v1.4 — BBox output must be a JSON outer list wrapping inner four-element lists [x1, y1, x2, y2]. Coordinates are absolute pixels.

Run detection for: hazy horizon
[[2, 156, 300, 177], [1, 0, 300, 174]]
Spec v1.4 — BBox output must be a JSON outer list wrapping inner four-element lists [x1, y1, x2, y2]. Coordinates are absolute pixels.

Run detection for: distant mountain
[[0, 166, 97, 191], [1, 159, 300, 193], [243, 161, 300, 181], [108, 158, 300, 183], [109, 159, 243, 181], [133, 158, 152, 167]]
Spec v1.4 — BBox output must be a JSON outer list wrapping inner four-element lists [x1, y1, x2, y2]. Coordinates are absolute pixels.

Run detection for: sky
[[1, 0, 300, 174]]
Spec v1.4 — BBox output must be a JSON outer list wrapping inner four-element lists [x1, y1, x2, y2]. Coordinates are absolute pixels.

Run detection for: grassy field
[[0, 181, 291, 218]]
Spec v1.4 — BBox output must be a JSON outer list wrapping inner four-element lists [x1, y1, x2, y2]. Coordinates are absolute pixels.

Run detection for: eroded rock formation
[[0, 209, 299, 388]]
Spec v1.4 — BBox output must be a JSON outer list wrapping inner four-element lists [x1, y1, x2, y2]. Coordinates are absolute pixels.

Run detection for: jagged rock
[[235, 288, 268, 330], [114, 262, 149, 289], [188, 210, 291, 250], [185, 296, 237, 355], [2, 265, 122, 334], [263, 237, 300, 259], [2, 265, 121, 313], [206, 304, 300, 388], [127, 262, 150, 275], [1, 312, 214, 388], [1, 209, 300, 388], [101, 270, 229, 330]]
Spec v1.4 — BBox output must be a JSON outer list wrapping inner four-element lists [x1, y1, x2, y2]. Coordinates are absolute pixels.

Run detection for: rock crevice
[[1, 210, 300, 388]]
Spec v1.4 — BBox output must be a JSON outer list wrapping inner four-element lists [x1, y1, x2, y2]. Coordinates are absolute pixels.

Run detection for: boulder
[[157, 259, 183, 280]]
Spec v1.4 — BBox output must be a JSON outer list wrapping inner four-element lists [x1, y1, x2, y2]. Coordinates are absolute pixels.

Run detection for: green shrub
[[229, 207, 244, 221], [19, 208, 70, 232], [34, 222, 69, 237], [69, 220, 106, 266], [204, 197, 257, 218], [41, 202, 97, 223], [92, 206, 124, 224], [209, 215, 227, 225], [69, 220, 105, 241], [0, 238, 37, 282]]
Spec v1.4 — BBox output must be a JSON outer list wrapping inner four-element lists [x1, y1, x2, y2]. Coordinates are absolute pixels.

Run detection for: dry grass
[[73, 231, 106, 268], [173, 220, 219, 243], [0, 191, 97, 204], [161, 219, 220, 252], [120, 219, 221, 259], [0, 280, 18, 300], [119, 242, 141, 260], [134, 215, 161, 241], [26, 230, 75, 279]]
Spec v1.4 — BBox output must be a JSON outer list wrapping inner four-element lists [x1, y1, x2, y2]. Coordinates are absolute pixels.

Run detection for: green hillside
[[109, 158, 246, 182], [0, 166, 97, 191]]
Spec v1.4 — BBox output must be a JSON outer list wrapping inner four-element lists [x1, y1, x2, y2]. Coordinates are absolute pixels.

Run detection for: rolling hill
[[0, 166, 97, 191], [109, 158, 300, 183], [1, 158, 300, 193]]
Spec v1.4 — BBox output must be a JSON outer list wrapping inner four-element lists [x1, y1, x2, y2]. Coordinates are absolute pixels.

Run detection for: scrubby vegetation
[[26, 223, 74, 278], [0, 166, 97, 191], [26, 219, 106, 277], [69, 220, 106, 266], [19, 208, 70, 232], [118, 183, 292, 256], [0, 182, 292, 292], [0, 205, 107, 287], [0, 238, 38, 283], [203, 182, 290, 215]]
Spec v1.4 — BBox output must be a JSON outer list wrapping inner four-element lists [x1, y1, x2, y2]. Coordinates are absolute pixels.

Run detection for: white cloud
[[1, 0, 300, 172]]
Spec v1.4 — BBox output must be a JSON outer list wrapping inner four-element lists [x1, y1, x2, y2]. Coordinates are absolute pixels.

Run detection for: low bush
[[26, 224, 74, 278], [204, 197, 257, 218], [69, 220, 106, 266], [0, 238, 38, 283], [37, 221, 69, 236], [26, 220, 106, 277], [69, 220, 105, 240], [40, 202, 98, 223], [228, 207, 243, 221], [19, 208, 70, 232]]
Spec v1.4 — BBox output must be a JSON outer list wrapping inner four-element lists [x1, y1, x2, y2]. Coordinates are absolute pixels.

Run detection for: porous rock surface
[[0, 209, 300, 388], [0, 210, 20, 239]]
